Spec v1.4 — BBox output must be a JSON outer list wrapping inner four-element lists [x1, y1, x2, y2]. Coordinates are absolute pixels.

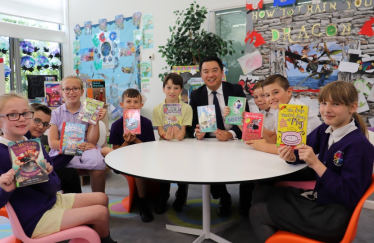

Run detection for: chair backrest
[[98, 120, 107, 147], [5, 203, 28, 241], [341, 174, 374, 243]]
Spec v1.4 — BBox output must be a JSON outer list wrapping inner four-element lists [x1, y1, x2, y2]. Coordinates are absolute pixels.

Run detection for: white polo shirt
[[260, 108, 276, 131]]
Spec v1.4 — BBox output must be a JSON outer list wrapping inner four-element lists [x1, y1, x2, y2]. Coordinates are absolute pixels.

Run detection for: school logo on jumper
[[333, 151, 344, 166]]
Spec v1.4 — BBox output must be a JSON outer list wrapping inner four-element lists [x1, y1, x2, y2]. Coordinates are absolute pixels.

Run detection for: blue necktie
[[212, 91, 225, 130]]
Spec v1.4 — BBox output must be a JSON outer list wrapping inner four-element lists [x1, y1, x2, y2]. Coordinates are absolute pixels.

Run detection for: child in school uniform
[[0, 93, 116, 242], [102, 88, 155, 223], [26, 104, 82, 193], [250, 81, 374, 242], [152, 73, 193, 214], [48, 75, 107, 193]]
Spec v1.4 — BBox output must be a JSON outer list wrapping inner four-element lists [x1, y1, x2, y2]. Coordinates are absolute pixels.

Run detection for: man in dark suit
[[188, 56, 254, 217]]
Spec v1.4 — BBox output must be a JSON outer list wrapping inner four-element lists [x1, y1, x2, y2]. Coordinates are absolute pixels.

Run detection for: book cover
[[163, 104, 182, 130], [242, 112, 264, 141], [77, 97, 104, 125], [198, 105, 217, 133], [225, 96, 246, 125], [276, 104, 309, 148], [44, 82, 62, 107], [123, 109, 141, 134], [59, 122, 85, 156], [188, 78, 204, 102], [87, 79, 106, 103], [8, 139, 49, 187]]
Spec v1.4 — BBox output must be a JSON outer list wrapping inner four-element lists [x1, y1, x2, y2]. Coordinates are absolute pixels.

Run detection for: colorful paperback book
[[225, 96, 246, 125], [198, 105, 217, 132], [242, 112, 264, 141], [123, 109, 141, 134], [276, 104, 309, 148], [87, 79, 106, 103], [9, 139, 49, 187], [44, 82, 62, 107], [163, 104, 182, 130], [59, 122, 85, 156], [78, 97, 104, 125]]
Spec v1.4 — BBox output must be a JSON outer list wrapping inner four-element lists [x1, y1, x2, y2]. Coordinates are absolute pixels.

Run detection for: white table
[[105, 139, 306, 243]]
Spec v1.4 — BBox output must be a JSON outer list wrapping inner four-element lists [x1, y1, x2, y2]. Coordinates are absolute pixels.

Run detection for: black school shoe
[[154, 193, 170, 214], [239, 198, 251, 217], [172, 189, 187, 212], [138, 198, 154, 223], [216, 194, 232, 217]]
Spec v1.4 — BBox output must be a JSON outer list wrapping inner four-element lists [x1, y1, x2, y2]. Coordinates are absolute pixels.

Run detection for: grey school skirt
[[267, 187, 353, 243]]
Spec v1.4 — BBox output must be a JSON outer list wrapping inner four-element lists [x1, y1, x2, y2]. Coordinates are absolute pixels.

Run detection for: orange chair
[[121, 174, 162, 212], [266, 174, 374, 243], [0, 207, 22, 243]]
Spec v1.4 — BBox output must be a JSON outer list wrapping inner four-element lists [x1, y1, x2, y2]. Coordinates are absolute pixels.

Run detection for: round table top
[[105, 139, 306, 184]]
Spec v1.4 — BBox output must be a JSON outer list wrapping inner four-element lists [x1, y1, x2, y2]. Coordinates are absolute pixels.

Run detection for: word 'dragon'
[[245, 29, 266, 47]]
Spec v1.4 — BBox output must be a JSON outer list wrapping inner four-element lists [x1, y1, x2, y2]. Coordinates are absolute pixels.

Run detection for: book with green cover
[[225, 96, 246, 125]]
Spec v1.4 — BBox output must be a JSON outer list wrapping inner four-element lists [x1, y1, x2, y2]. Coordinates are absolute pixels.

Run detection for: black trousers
[[211, 183, 256, 201], [55, 168, 82, 194]]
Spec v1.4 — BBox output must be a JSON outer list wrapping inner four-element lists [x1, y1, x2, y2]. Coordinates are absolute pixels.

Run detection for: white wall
[[68, 0, 244, 120]]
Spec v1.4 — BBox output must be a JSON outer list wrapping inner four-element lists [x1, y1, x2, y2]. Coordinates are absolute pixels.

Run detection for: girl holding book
[[48, 75, 107, 193], [0, 93, 116, 242], [249, 81, 374, 242]]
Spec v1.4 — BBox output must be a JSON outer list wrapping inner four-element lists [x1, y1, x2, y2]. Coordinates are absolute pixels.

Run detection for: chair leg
[[121, 175, 136, 212]]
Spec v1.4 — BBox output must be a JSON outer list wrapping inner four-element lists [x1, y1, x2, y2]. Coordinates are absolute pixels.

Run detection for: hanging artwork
[[348, 54, 374, 74], [143, 32, 154, 49], [273, 0, 295, 7], [84, 21, 92, 35], [237, 51, 262, 75], [245, 29, 266, 47], [115, 15, 124, 30], [34, 41, 49, 53], [358, 17, 374, 37], [238, 75, 260, 95], [36, 56, 50, 70], [74, 24, 82, 36], [132, 12, 142, 27], [142, 13, 154, 30], [357, 92, 370, 113], [0, 37, 9, 54], [354, 79, 371, 96], [98, 19, 107, 32], [246, 0, 263, 10], [20, 56, 35, 72], [285, 42, 346, 92], [20, 41, 34, 55], [141, 61, 152, 77]]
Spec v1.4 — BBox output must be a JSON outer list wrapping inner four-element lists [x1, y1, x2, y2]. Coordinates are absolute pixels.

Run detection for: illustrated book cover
[[242, 112, 264, 141], [86, 79, 106, 103], [225, 96, 246, 125], [163, 104, 182, 130], [276, 104, 309, 148], [44, 82, 62, 107], [59, 122, 85, 156], [9, 139, 49, 187], [77, 97, 104, 125], [123, 109, 141, 134], [197, 105, 217, 133]]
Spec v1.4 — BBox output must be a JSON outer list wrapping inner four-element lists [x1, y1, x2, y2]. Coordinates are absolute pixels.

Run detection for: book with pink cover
[[242, 112, 264, 141], [123, 109, 141, 134]]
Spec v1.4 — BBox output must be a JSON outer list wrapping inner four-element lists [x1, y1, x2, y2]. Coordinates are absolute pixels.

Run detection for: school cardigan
[[290, 122, 374, 209], [0, 142, 61, 238]]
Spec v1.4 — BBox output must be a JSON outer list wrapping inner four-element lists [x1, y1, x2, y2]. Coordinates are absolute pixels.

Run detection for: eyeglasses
[[61, 87, 81, 93], [33, 118, 51, 128], [0, 111, 34, 121]]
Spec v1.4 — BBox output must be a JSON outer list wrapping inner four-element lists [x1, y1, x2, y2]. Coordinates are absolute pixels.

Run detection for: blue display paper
[[76, 17, 141, 128], [273, 0, 295, 7]]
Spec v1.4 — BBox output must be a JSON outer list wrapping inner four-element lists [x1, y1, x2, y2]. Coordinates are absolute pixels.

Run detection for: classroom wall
[[67, 0, 245, 120]]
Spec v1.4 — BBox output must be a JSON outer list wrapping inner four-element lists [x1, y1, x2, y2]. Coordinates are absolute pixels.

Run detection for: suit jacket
[[188, 82, 249, 139]]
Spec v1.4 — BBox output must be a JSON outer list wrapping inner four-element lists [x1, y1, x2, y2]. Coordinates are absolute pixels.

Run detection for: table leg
[[166, 184, 235, 243]]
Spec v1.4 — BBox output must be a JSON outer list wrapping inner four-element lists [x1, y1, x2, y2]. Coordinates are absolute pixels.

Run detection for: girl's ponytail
[[352, 112, 368, 138]]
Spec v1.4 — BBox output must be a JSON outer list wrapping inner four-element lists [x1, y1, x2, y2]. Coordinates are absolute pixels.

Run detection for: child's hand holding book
[[278, 146, 296, 162], [0, 169, 16, 192], [45, 161, 53, 175], [98, 108, 107, 121]]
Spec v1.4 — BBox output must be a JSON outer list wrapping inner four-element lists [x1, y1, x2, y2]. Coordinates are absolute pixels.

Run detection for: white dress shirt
[[206, 84, 236, 139], [325, 118, 357, 149], [260, 108, 276, 131]]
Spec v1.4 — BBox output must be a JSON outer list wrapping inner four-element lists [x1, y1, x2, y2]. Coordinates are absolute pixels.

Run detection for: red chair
[[0, 207, 22, 243], [266, 174, 374, 243], [5, 203, 100, 243]]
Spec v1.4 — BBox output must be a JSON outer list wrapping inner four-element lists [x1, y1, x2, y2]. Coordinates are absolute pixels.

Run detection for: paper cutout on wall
[[20, 41, 34, 55], [237, 51, 262, 75], [369, 117, 374, 127], [132, 12, 142, 27], [73, 56, 81, 70], [349, 54, 374, 73], [238, 75, 260, 94], [143, 32, 154, 49], [354, 79, 372, 96], [119, 42, 135, 57], [246, 0, 263, 10], [99, 19, 107, 32], [74, 24, 82, 36], [0, 37, 9, 53], [133, 30, 143, 46], [362, 75, 374, 84], [338, 61, 359, 73], [115, 15, 124, 30], [141, 79, 150, 92], [34, 41, 48, 53], [273, 0, 295, 7], [142, 13, 154, 30], [84, 21, 92, 35], [73, 40, 80, 54], [36, 56, 50, 70], [357, 92, 369, 113], [245, 29, 266, 48], [358, 17, 374, 37], [141, 61, 152, 78], [20, 56, 35, 72]]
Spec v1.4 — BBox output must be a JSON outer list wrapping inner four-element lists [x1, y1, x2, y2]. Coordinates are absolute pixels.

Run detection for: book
[[163, 104, 182, 130], [276, 104, 309, 148], [225, 96, 246, 125], [59, 122, 85, 156], [123, 109, 141, 134], [44, 82, 62, 107], [197, 105, 217, 133], [86, 79, 106, 103], [188, 78, 204, 102], [242, 112, 264, 141], [8, 139, 49, 187], [77, 97, 104, 125]]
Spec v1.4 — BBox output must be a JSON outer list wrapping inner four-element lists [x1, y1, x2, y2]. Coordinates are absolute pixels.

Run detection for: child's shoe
[[154, 193, 170, 214], [172, 189, 187, 212], [138, 197, 154, 223]]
